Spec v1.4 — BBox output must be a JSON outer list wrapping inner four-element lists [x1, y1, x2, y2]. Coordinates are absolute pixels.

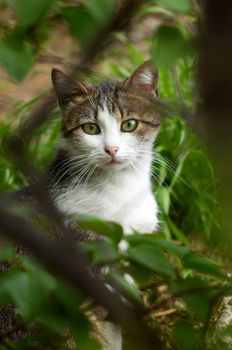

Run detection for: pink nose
[[104, 147, 118, 158]]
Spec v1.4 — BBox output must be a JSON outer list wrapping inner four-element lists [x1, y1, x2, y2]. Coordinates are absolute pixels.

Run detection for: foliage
[[0, 0, 227, 350]]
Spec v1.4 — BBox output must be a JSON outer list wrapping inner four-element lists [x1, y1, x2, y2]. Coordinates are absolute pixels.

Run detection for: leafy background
[[0, 0, 227, 349]]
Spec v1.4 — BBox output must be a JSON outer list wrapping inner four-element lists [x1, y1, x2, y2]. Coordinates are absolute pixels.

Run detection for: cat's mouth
[[103, 158, 123, 167], [106, 159, 121, 165]]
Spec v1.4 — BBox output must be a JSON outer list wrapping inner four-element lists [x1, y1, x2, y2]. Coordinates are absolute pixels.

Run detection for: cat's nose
[[104, 147, 118, 158]]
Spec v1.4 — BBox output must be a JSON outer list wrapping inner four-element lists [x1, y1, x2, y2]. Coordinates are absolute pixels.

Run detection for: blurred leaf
[[3, 260, 56, 318], [154, 237, 189, 257], [123, 262, 152, 287], [81, 240, 118, 265], [108, 271, 142, 303], [126, 233, 189, 258], [77, 338, 101, 350], [219, 324, 232, 339], [128, 244, 174, 277], [56, 282, 84, 315], [0, 34, 34, 80], [0, 279, 13, 305], [182, 254, 224, 278], [9, 0, 55, 28], [152, 26, 193, 67], [78, 215, 123, 244], [138, 5, 174, 16], [62, 7, 99, 48], [0, 244, 14, 261], [155, 186, 171, 214], [170, 277, 216, 320], [34, 301, 70, 332], [155, 0, 192, 13], [166, 217, 189, 246], [4, 272, 33, 318], [172, 320, 201, 350], [84, 0, 115, 24]]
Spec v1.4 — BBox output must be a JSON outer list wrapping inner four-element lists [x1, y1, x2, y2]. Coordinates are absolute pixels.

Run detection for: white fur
[[139, 70, 153, 86], [55, 164, 158, 234], [104, 323, 122, 350]]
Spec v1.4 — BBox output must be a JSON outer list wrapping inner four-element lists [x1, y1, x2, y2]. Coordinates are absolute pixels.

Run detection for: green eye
[[82, 123, 100, 135], [121, 119, 138, 132]]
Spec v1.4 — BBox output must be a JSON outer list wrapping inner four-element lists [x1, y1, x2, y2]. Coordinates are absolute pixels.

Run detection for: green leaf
[[0, 34, 34, 81], [3, 260, 56, 318], [172, 320, 201, 350], [155, 0, 192, 13], [23, 258, 57, 291], [152, 26, 193, 67], [126, 234, 189, 258], [128, 244, 174, 277], [3, 272, 33, 318], [138, 5, 174, 17], [182, 254, 224, 278], [0, 279, 13, 305], [77, 338, 101, 350], [123, 262, 152, 287], [78, 215, 123, 244], [56, 283, 84, 314], [9, 0, 55, 28], [62, 7, 99, 48], [155, 186, 171, 214], [219, 324, 232, 339], [170, 278, 216, 320], [34, 301, 71, 332], [108, 271, 142, 303], [84, 0, 115, 24], [166, 217, 189, 246], [0, 244, 14, 261], [81, 240, 118, 265]]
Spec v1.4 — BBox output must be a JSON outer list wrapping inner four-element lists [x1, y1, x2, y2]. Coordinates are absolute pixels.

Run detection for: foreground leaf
[[9, 0, 55, 28], [0, 34, 34, 80], [128, 244, 174, 277], [152, 26, 193, 67], [78, 215, 123, 244]]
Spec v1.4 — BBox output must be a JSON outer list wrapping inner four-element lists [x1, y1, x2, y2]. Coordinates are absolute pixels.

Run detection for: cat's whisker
[[154, 157, 191, 189], [51, 155, 85, 173], [67, 161, 95, 193], [52, 163, 81, 188], [80, 164, 98, 196], [51, 156, 96, 187], [156, 125, 173, 135]]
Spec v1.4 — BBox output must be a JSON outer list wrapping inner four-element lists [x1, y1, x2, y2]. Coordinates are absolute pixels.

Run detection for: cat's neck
[[47, 147, 158, 233]]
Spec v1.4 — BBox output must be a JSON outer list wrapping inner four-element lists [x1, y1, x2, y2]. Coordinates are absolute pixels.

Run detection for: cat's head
[[51, 61, 160, 171]]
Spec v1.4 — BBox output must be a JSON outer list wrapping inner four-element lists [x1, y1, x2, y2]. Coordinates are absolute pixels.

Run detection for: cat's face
[[52, 61, 160, 171]]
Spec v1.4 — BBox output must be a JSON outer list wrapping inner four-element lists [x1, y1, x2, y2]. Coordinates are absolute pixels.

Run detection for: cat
[[48, 60, 160, 350], [1, 61, 160, 350]]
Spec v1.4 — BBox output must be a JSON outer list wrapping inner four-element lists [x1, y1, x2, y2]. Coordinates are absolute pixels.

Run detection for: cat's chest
[[54, 174, 158, 234]]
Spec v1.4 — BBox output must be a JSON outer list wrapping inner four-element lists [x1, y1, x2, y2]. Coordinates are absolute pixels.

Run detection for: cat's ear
[[51, 69, 91, 105], [123, 60, 158, 97]]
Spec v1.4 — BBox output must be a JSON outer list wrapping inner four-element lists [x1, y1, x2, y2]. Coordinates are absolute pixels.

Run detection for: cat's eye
[[82, 123, 100, 135], [121, 119, 138, 132]]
